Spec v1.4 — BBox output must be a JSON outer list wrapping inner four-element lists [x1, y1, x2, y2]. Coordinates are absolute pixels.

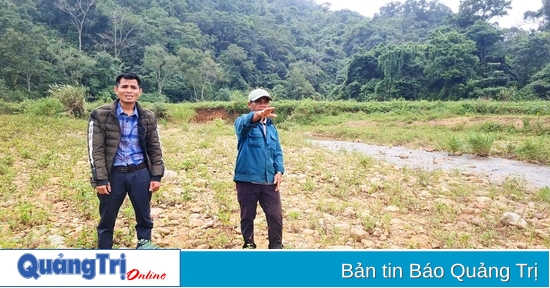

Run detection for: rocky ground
[[1, 117, 549, 249]]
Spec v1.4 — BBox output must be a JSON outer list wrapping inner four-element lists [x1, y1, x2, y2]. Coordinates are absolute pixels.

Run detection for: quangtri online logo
[[2, 249, 181, 287], [17, 252, 169, 280]]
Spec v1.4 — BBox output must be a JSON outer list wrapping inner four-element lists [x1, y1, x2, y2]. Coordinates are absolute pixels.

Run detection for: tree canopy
[[0, 0, 547, 102]]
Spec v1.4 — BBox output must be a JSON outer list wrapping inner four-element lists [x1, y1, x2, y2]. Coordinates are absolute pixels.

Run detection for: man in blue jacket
[[233, 88, 285, 249]]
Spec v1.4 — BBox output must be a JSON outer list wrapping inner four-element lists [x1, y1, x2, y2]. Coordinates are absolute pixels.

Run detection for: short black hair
[[115, 73, 141, 87]]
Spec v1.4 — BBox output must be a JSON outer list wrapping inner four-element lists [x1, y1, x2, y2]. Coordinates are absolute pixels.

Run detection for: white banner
[[0, 249, 180, 287]]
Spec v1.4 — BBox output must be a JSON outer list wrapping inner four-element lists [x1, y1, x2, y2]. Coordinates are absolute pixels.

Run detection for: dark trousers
[[97, 167, 152, 249], [236, 181, 283, 249]]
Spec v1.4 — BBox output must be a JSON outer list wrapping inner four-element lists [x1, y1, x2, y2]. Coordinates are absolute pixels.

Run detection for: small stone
[[500, 212, 528, 228]]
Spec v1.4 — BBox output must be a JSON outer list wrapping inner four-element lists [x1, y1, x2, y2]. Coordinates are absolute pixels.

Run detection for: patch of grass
[[167, 105, 196, 124], [360, 215, 376, 231], [515, 139, 549, 163], [442, 135, 464, 156], [288, 210, 300, 220], [537, 187, 550, 203], [64, 225, 96, 248], [1, 109, 549, 249], [49, 84, 87, 118], [466, 132, 494, 157], [502, 176, 528, 201], [416, 169, 439, 187], [0, 155, 14, 176], [358, 154, 377, 168]]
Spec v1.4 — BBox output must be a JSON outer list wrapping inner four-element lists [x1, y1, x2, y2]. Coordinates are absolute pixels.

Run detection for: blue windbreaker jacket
[[233, 111, 285, 183]]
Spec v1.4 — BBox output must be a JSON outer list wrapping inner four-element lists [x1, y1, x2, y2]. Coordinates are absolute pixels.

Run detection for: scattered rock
[[190, 206, 202, 213], [334, 223, 350, 230], [361, 239, 375, 247], [200, 220, 215, 229], [390, 218, 408, 228], [327, 245, 354, 249], [167, 212, 183, 220], [462, 208, 476, 215], [151, 208, 162, 220], [418, 191, 431, 199], [48, 235, 65, 247], [351, 229, 369, 241], [440, 186, 451, 193], [535, 230, 549, 239], [193, 179, 208, 188], [163, 170, 178, 181], [500, 212, 528, 228], [302, 229, 316, 235], [155, 228, 171, 235], [385, 205, 400, 212], [167, 220, 180, 226], [517, 243, 528, 249]]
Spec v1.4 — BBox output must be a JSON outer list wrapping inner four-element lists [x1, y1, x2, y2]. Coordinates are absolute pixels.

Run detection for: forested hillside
[[0, 0, 549, 103]]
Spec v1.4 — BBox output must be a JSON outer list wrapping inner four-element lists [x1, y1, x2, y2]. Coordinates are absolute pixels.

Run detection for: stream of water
[[310, 139, 550, 189]]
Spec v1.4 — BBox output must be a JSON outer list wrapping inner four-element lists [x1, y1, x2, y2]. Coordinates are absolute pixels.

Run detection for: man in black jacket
[[87, 73, 164, 249]]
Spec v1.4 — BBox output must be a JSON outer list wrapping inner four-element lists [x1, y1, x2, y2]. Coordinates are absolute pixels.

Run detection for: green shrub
[[48, 84, 87, 118], [515, 139, 550, 163], [466, 133, 494, 157], [443, 135, 463, 156], [0, 79, 10, 102], [150, 102, 168, 119], [478, 121, 508, 133], [140, 93, 169, 103], [167, 105, 196, 123], [25, 98, 65, 116], [538, 187, 550, 203], [0, 100, 24, 114]]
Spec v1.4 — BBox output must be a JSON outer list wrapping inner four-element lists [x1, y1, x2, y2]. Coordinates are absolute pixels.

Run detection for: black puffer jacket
[[87, 100, 164, 187]]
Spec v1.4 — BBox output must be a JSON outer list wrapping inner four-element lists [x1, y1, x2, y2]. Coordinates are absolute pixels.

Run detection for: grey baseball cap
[[248, 88, 272, 102]]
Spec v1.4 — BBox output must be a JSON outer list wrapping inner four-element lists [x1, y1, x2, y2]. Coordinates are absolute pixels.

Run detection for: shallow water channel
[[310, 139, 550, 189]]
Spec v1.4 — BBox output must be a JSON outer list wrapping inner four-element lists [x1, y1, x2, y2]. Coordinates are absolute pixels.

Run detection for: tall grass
[[167, 105, 196, 123], [48, 84, 87, 118], [0, 113, 549, 249], [466, 133, 495, 157], [515, 139, 550, 163], [442, 135, 463, 156], [2, 99, 550, 163]]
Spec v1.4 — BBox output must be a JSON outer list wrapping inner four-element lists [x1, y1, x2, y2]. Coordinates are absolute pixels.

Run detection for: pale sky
[[317, 0, 542, 29]]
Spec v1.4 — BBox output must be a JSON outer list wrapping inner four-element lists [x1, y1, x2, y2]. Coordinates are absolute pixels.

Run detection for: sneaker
[[242, 242, 257, 249], [136, 239, 160, 249]]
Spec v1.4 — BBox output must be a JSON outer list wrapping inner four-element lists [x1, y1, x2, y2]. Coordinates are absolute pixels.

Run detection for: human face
[[114, 78, 142, 105], [248, 97, 271, 111]]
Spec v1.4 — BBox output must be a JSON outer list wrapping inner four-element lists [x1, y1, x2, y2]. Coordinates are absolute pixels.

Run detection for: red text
[[126, 269, 167, 280]]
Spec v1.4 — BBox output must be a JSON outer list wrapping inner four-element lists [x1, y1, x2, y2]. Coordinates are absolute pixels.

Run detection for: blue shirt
[[233, 111, 284, 183], [114, 103, 144, 166]]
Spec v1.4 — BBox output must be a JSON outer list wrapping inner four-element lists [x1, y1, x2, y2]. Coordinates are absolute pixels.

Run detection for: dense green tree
[[141, 44, 181, 95], [0, 0, 549, 102], [84, 52, 122, 100], [54, 0, 96, 51], [506, 31, 550, 85], [377, 44, 428, 100], [47, 39, 96, 85], [339, 49, 384, 100], [524, 0, 548, 30], [519, 62, 550, 99], [424, 30, 479, 99], [455, 0, 512, 28], [219, 44, 250, 90], [0, 27, 53, 93], [278, 67, 317, 99], [177, 47, 222, 101]]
